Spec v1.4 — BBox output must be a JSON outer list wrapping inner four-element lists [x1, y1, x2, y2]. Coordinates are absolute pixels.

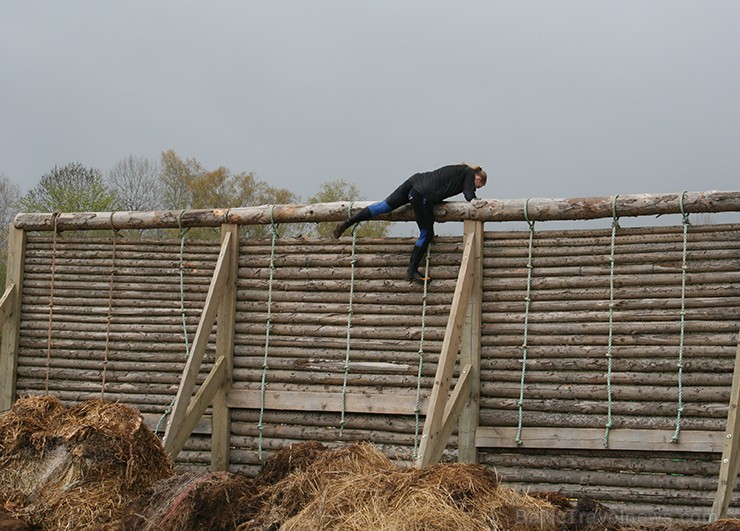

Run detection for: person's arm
[[462, 169, 477, 201]]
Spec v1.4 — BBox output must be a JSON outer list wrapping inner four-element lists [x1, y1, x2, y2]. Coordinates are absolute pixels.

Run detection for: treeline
[[0, 149, 390, 286]]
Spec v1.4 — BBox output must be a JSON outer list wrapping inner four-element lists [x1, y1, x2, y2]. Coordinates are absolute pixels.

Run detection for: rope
[[413, 246, 431, 460], [604, 196, 620, 447], [673, 191, 690, 442], [101, 212, 118, 400], [339, 203, 359, 436], [515, 199, 535, 446], [258, 205, 279, 460], [45, 212, 61, 396], [156, 210, 191, 435]]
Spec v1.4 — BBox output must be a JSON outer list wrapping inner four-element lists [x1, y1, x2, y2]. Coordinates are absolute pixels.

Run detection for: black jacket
[[409, 165, 478, 203]]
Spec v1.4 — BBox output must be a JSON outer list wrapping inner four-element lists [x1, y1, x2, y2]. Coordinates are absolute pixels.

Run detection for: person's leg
[[407, 189, 435, 282], [333, 179, 413, 238]]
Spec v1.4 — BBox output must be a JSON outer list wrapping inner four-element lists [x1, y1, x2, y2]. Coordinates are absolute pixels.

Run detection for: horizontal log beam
[[227, 388, 426, 415], [476, 426, 725, 452], [13, 190, 740, 231]]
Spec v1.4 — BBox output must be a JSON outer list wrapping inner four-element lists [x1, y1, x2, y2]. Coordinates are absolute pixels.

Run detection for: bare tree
[[1, 173, 21, 284], [108, 155, 161, 211]]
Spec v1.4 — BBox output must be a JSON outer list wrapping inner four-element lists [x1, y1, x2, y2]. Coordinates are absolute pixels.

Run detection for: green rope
[[339, 203, 359, 435], [413, 246, 431, 460], [604, 196, 620, 447], [258, 205, 279, 459], [156, 210, 191, 435], [673, 191, 690, 442], [515, 199, 535, 446]]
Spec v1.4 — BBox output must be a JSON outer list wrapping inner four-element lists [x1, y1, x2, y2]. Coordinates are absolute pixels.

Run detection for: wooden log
[[230, 407, 419, 433], [478, 450, 720, 476], [478, 410, 723, 431], [483, 222, 740, 245], [13, 190, 740, 230], [480, 397, 728, 420], [482, 344, 736, 359], [481, 382, 728, 402], [481, 356, 735, 373], [481, 332, 738, 347]]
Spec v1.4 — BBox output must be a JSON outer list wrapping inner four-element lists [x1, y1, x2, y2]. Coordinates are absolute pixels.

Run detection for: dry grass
[[0, 395, 173, 530], [239, 442, 558, 531], [123, 471, 256, 531], [3, 400, 739, 530]]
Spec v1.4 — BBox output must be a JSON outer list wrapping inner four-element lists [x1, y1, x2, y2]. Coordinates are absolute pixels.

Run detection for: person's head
[[464, 163, 487, 189]]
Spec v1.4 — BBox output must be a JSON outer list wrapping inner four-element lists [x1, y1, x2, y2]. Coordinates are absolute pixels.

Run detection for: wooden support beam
[[416, 232, 476, 468], [163, 357, 227, 457], [458, 220, 483, 463], [476, 426, 725, 453], [710, 325, 740, 522], [0, 284, 16, 326], [211, 224, 238, 472], [227, 388, 426, 416], [418, 364, 474, 466], [163, 231, 234, 457], [1, 227, 26, 413], [13, 190, 740, 231]]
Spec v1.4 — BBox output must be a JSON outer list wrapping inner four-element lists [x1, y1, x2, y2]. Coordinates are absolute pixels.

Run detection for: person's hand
[[471, 198, 487, 209]]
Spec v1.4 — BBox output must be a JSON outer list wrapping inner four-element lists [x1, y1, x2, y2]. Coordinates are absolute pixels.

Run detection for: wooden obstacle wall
[[2, 193, 740, 523]]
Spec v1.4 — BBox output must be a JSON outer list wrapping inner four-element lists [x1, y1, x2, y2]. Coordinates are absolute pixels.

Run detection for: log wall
[[6, 220, 740, 522], [478, 223, 740, 522]]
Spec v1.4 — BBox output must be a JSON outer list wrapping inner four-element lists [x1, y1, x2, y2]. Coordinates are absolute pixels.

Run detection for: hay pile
[[0, 395, 174, 530], [4, 397, 740, 530], [122, 471, 256, 531], [238, 441, 559, 530]]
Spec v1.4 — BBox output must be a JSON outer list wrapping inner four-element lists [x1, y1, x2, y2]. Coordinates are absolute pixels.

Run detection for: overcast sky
[[1, 1, 739, 231]]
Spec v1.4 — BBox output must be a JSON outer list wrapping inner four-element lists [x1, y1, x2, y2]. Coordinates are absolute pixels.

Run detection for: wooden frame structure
[[2, 190, 740, 521]]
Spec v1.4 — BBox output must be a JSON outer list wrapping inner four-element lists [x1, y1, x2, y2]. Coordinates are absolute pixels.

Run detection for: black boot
[[333, 207, 372, 238], [406, 246, 431, 284], [332, 220, 349, 239]]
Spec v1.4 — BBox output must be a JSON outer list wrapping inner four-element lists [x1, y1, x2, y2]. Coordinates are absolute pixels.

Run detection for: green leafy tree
[[308, 179, 391, 238], [19, 163, 118, 213], [159, 149, 204, 211], [159, 150, 307, 239]]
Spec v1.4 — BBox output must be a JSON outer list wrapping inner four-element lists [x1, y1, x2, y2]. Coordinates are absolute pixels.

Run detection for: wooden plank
[[0, 284, 16, 326], [165, 357, 227, 457], [423, 364, 473, 466], [226, 388, 426, 415], [1, 227, 26, 413], [711, 325, 740, 522], [163, 232, 233, 454], [459, 220, 483, 463], [417, 233, 476, 467], [212, 224, 238, 472], [476, 426, 725, 453]]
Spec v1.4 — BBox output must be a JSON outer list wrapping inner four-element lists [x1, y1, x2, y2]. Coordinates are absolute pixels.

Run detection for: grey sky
[[2, 1, 739, 230]]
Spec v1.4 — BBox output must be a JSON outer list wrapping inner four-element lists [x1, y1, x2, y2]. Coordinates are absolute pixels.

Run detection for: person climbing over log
[[333, 163, 488, 284]]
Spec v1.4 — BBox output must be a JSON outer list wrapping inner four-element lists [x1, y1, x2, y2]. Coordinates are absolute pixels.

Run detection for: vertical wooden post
[[163, 232, 235, 458], [711, 326, 740, 522], [458, 220, 483, 463], [1, 226, 26, 413], [416, 230, 477, 467], [211, 224, 238, 471]]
